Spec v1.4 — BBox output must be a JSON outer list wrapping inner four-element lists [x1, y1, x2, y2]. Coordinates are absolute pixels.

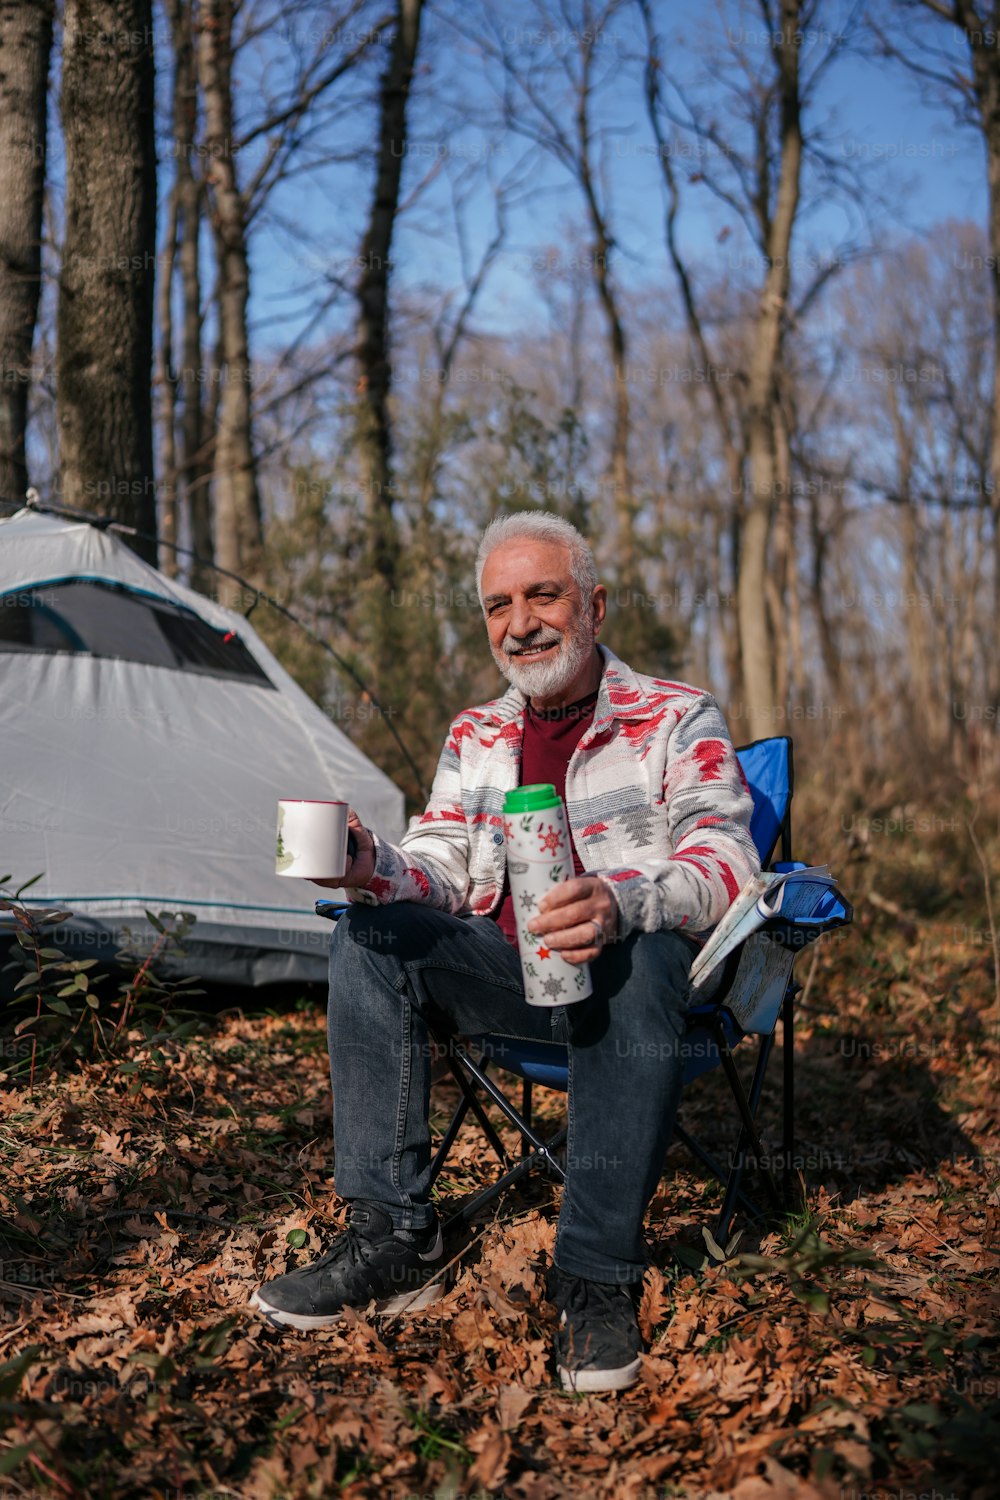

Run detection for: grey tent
[[0, 508, 405, 985]]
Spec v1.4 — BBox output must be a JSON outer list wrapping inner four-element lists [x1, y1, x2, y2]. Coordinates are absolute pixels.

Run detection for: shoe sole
[[249, 1278, 444, 1330], [557, 1356, 642, 1393]]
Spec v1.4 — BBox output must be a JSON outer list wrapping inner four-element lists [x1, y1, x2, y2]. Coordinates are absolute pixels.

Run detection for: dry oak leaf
[[483, 1229, 545, 1291], [796, 1406, 870, 1446], [482, 1273, 527, 1321], [635, 1450, 677, 1486], [497, 1381, 534, 1430], [664, 1302, 701, 1349], [53, 1287, 142, 1339], [467, 1420, 512, 1489], [421, 1361, 458, 1404], [449, 1304, 502, 1352], [242, 1451, 291, 1499], [327, 1406, 365, 1445], [639, 1266, 670, 1341], [712, 1356, 762, 1405]]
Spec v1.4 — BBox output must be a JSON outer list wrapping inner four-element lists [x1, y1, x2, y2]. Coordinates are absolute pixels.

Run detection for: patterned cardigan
[[349, 645, 761, 938]]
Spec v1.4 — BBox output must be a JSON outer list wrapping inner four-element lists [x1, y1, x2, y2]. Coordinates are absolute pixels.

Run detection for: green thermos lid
[[503, 783, 561, 813]]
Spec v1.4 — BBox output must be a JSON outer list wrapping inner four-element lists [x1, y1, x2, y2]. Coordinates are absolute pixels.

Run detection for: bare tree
[[196, 0, 262, 599], [0, 0, 55, 509], [831, 231, 994, 772], [355, 0, 424, 683], [158, 0, 212, 581], [177, 1, 390, 598], [876, 0, 1000, 709], [462, 1, 641, 606], [638, 0, 862, 737], [57, 0, 157, 558]]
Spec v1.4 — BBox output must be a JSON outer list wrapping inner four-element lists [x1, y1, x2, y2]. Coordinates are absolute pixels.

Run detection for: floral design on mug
[[275, 805, 295, 873]]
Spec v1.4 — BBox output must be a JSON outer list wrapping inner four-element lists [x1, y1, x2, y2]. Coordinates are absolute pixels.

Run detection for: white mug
[[275, 799, 349, 879]]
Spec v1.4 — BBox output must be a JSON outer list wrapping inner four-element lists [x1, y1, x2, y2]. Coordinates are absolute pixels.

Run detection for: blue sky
[[241, 0, 987, 353], [35, 1, 988, 386]]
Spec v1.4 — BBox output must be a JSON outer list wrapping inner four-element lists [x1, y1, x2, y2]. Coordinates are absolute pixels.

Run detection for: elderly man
[[252, 511, 759, 1392]]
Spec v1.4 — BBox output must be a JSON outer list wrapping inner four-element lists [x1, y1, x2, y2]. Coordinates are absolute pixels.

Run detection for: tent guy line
[[11, 896, 331, 916]]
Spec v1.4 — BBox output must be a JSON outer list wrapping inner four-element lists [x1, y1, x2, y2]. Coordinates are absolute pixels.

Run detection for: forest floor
[[0, 843, 997, 1499]]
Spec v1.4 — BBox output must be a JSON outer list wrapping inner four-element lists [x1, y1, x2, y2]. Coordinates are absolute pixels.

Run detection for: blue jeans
[[327, 902, 695, 1284]]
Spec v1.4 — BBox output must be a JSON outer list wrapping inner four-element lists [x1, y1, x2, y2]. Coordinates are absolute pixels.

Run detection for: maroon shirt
[[495, 687, 599, 947]]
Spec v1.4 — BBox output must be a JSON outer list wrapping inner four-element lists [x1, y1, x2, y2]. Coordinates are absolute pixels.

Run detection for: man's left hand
[[526, 876, 619, 965]]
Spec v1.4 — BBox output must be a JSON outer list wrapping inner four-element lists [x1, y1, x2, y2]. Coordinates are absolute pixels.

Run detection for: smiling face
[[480, 537, 606, 707]]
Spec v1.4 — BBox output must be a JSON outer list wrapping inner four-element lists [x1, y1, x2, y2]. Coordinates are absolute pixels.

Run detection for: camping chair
[[317, 736, 852, 1244]]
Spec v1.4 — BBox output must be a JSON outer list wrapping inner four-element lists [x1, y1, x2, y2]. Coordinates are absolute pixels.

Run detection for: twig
[[798, 942, 822, 1012], [28, 1441, 79, 1498], [0, 1321, 30, 1350], [111, 931, 170, 1042], [0, 1281, 89, 1303], [866, 889, 915, 920]]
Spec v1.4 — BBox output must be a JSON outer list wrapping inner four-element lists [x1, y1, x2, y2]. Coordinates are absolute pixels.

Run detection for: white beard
[[492, 614, 595, 700]]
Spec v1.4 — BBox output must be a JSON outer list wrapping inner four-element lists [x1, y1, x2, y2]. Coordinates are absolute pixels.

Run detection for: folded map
[[688, 865, 833, 990]]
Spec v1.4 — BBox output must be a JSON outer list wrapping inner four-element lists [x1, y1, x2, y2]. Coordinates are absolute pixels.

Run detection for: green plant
[[737, 1217, 879, 1314], [1, 874, 205, 1084]]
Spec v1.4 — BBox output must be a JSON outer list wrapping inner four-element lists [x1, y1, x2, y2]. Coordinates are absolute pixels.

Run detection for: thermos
[[503, 784, 593, 1006]]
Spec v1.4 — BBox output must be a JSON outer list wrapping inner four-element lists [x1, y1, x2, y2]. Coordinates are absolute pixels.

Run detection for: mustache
[[501, 630, 563, 657]]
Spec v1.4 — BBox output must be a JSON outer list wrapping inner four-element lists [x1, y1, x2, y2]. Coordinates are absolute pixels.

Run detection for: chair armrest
[[762, 863, 853, 949], [315, 901, 350, 922]]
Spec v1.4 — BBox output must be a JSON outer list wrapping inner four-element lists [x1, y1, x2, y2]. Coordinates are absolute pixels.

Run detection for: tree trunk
[[0, 0, 54, 509], [736, 0, 803, 739], [356, 0, 423, 562], [167, 0, 213, 584], [57, 0, 157, 559], [156, 186, 179, 576], [355, 0, 423, 677], [585, 190, 634, 577], [197, 0, 261, 603], [776, 397, 805, 701], [565, 19, 647, 654], [958, 1, 1000, 709], [808, 490, 844, 704]]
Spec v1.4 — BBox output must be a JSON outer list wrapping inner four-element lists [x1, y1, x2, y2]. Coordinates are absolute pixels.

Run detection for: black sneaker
[[549, 1265, 644, 1392], [250, 1202, 444, 1330]]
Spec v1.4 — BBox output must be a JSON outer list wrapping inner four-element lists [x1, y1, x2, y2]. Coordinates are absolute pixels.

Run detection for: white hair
[[475, 511, 597, 606]]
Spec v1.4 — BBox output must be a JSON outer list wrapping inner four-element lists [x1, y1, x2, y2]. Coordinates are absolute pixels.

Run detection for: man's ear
[[591, 583, 608, 635]]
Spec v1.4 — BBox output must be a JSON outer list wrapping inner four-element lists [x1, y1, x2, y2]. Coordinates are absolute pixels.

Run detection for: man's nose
[[508, 596, 541, 638]]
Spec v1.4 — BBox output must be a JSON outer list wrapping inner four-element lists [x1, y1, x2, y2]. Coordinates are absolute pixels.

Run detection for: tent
[[0, 507, 406, 986]]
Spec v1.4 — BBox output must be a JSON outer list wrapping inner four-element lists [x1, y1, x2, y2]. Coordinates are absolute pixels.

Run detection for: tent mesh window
[[0, 579, 274, 686]]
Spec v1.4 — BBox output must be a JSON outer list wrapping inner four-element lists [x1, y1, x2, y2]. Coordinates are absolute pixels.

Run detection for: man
[[251, 511, 760, 1392]]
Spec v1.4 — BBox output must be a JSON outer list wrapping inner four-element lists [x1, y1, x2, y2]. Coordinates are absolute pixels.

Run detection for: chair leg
[[450, 1048, 567, 1173], [442, 1054, 513, 1170], [442, 1125, 568, 1231], [713, 1017, 782, 1239], [429, 1040, 568, 1197], [436, 1053, 568, 1230], [429, 1090, 473, 1183], [714, 1028, 776, 1241], [672, 1121, 766, 1224], [782, 982, 800, 1205], [521, 1080, 533, 1157]]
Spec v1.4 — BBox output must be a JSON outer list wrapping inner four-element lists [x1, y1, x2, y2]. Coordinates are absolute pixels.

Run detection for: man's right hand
[[310, 810, 377, 890]]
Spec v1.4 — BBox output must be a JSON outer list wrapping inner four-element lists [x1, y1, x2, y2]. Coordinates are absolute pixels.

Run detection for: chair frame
[[423, 736, 840, 1241]]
